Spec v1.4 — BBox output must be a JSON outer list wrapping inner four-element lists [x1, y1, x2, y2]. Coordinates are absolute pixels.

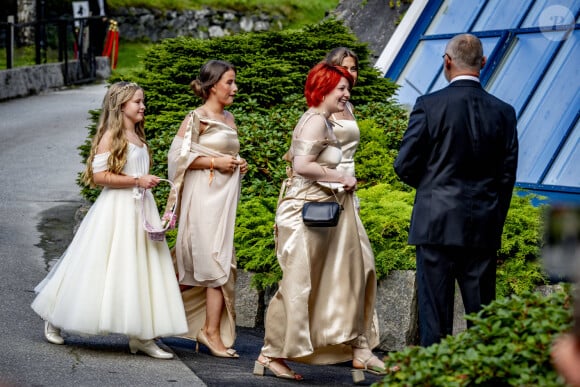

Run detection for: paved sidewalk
[[0, 84, 204, 387], [0, 83, 386, 386], [168, 327, 385, 386]]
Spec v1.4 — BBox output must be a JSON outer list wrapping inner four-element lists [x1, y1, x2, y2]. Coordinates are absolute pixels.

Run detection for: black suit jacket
[[394, 79, 518, 250]]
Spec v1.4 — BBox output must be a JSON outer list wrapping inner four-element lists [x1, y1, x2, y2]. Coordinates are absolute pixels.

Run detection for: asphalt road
[[0, 84, 386, 387]]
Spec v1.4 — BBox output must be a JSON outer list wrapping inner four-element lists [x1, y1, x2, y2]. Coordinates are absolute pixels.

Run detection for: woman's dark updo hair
[[190, 60, 236, 100]]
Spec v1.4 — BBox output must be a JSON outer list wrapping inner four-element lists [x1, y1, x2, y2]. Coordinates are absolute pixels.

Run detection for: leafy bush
[[497, 192, 547, 297], [357, 184, 416, 278], [378, 288, 572, 387], [355, 116, 408, 190], [116, 19, 396, 114], [78, 18, 546, 294], [235, 195, 279, 290], [355, 184, 546, 298]]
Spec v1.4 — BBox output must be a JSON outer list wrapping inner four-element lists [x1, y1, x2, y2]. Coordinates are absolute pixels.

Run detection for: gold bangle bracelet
[[209, 157, 215, 186]]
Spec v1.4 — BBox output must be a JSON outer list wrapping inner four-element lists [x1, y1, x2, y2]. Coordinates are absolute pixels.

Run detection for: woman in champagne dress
[[325, 47, 385, 375], [31, 82, 188, 359], [166, 60, 248, 358], [254, 62, 385, 383]]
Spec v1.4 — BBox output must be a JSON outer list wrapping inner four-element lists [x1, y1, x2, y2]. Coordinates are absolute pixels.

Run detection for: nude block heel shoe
[[253, 361, 266, 376], [253, 355, 303, 381], [351, 368, 365, 384]]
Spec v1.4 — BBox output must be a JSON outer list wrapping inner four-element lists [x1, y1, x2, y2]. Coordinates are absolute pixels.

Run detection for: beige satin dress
[[261, 112, 378, 365], [332, 107, 380, 351], [167, 116, 241, 347]]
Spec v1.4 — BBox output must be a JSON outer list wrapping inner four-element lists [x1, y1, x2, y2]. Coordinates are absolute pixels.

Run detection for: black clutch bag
[[302, 184, 344, 228], [302, 201, 342, 227]]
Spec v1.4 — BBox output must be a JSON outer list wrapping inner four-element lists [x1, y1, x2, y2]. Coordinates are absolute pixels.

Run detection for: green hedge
[[77, 19, 546, 294], [378, 287, 572, 386]]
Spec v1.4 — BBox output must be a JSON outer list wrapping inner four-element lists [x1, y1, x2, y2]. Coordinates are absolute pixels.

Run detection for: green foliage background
[[78, 19, 546, 295], [378, 288, 572, 386], [73, 10, 560, 386]]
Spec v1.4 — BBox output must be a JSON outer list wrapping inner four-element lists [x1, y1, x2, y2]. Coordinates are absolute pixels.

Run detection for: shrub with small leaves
[[77, 18, 546, 295], [357, 184, 416, 278], [496, 191, 547, 296], [378, 287, 573, 387]]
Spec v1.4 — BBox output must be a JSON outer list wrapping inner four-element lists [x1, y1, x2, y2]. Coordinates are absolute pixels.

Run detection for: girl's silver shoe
[[129, 338, 173, 359], [44, 321, 64, 345]]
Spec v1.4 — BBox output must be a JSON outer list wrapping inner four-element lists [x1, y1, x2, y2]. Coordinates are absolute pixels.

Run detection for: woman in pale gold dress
[[325, 47, 386, 375], [166, 60, 248, 358], [253, 62, 386, 382]]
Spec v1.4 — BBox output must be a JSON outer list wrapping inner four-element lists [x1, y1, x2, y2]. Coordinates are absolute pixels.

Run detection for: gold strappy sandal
[[351, 354, 389, 384], [253, 355, 303, 381]]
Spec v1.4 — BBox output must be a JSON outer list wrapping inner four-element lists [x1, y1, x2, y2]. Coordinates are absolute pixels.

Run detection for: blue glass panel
[[472, 0, 533, 31], [486, 32, 564, 113], [394, 39, 448, 109], [425, 0, 485, 35], [522, 0, 580, 28], [516, 29, 580, 184], [544, 119, 580, 187]]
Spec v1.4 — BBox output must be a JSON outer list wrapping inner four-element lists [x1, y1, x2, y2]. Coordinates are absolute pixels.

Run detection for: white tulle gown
[[31, 143, 188, 340]]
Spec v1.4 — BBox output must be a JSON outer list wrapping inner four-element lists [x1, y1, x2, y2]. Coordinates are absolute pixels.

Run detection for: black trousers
[[416, 245, 497, 347]]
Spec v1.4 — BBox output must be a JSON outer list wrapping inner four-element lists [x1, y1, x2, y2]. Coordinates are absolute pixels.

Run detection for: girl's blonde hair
[[81, 81, 149, 187]]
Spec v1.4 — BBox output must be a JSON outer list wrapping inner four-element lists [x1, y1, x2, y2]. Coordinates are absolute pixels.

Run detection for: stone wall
[[0, 57, 110, 101], [110, 7, 283, 42]]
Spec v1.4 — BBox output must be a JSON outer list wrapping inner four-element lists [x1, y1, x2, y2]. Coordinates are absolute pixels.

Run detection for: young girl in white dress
[[31, 81, 188, 359]]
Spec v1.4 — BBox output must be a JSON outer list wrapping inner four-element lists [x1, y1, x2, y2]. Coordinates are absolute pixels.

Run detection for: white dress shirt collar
[[450, 75, 480, 83]]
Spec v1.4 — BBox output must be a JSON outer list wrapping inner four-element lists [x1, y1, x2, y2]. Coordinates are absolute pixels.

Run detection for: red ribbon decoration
[[102, 20, 119, 69]]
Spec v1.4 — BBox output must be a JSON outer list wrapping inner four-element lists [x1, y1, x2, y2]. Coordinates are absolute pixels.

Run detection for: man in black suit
[[394, 33, 519, 347]]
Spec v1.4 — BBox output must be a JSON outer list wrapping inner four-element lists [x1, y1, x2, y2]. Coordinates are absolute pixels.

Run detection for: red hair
[[304, 62, 353, 107]]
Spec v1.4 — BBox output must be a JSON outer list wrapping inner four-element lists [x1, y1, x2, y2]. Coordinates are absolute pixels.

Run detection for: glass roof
[[385, 0, 580, 202]]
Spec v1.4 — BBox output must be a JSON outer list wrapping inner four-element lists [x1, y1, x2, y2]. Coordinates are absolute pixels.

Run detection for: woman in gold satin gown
[[166, 60, 248, 358], [324, 47, 386, 375], [253, 62, 385, 382]]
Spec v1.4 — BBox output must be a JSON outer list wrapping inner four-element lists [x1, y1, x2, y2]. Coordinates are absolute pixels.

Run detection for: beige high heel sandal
[[351, 354, 389, 384], [253, 355, 303, 381]]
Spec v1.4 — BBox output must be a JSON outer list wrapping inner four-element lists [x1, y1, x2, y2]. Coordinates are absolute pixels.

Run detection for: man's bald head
[[446, 34, 484, 71], [443, 33, 486, 81]]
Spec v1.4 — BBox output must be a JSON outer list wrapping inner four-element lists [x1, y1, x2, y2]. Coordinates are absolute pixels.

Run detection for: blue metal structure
[[384, 0, 580, 204]]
